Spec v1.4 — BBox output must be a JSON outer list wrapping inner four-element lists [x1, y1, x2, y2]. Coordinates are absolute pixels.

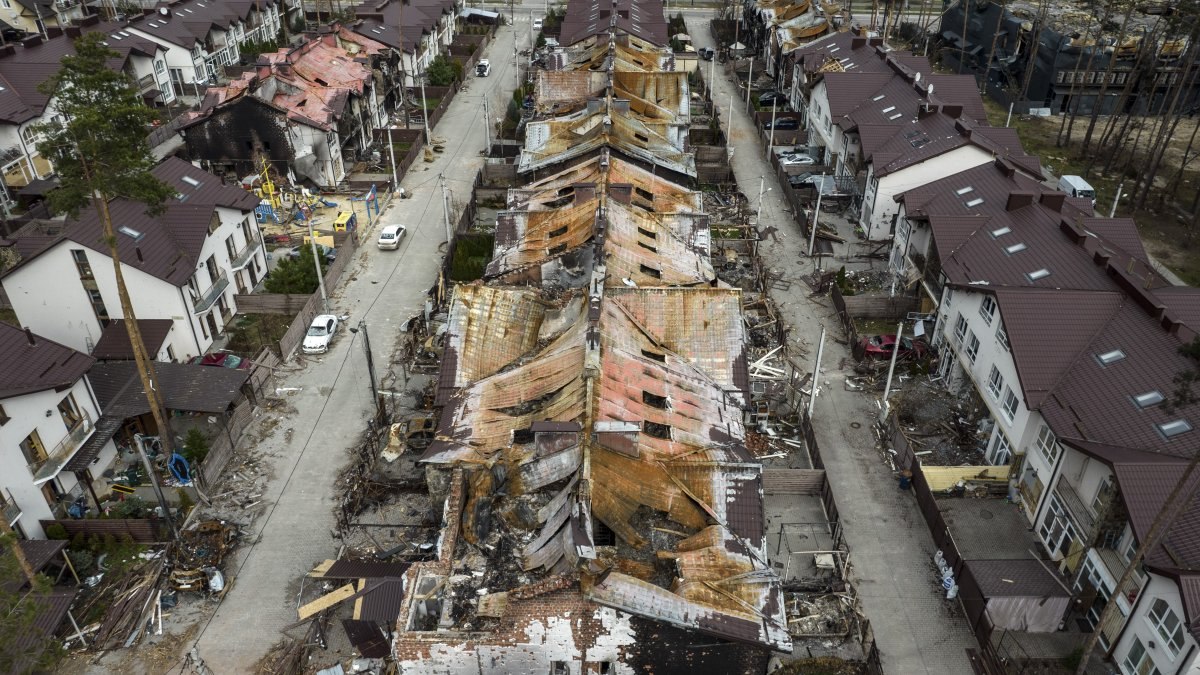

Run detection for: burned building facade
[[390, 0, 791, 671], [939, 0, 1198, 115]]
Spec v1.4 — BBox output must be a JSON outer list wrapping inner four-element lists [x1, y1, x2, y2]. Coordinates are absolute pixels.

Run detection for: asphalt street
[[182, 21, 524, 673]]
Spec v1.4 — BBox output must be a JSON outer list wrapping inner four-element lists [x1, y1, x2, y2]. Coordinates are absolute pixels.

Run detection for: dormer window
[[1134, 391, 1164, 408], [1096, 349, 1125, 366], [1158, 420, 1192, 438]]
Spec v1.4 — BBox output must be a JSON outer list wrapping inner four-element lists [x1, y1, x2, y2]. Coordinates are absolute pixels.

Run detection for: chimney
[[574, 183, 597, 205], [0, 45, 14, 58], [64, 26, 82, 39], [23, 327, 35, 346], [1006, 192, 1035, 211], [868, 37, 884, 47], [21, 35, 43, 48], [45, 27, 62, 39], [941, 104, 963, 119], [608, 184, 632, 204], [852, 37, 867, 49], [1040, 192, 1066, 212], [994, 158, 1016, 177], [79, 15, 100, 26], [135, 246, 144, 263], [918, 103, 938, 119]]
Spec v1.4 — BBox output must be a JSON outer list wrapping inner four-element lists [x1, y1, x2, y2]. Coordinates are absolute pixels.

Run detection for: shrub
[[182, 428, 210, 465], [176, 488, 195, 515], [66, 549, 94, 574], [109, 496, 151, 519], [44, 523, 68, 540], [427, 55, 458, 86], [70, 532, 86, 551]]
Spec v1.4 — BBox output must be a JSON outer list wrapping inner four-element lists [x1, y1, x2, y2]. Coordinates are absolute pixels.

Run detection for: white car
[[378, 224, 407, 250], [475, 59, 491, 77], [302, 314, 339, 354], [780, 153, 817, 166], [533, 18, 543, 31]]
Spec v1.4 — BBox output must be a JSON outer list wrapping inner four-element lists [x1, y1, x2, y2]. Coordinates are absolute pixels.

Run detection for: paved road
[[686, 18, 978, 675], [184, 24, 522, 673]]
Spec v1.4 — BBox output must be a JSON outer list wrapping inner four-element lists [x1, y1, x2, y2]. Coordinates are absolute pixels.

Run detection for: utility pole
[[305, 214, 329, 311], [134, 434, 180, 540], [768, 101, 777, 148], [880, 321, 903, 414], [387, 126, 398, 191], [439, 173, 453, 242], [483, 96, 492, 153], [349, 322, 382, 420], [807, 173, 825, 256], [1074, 450, 1200, 675], [807, 327, 825, 418]]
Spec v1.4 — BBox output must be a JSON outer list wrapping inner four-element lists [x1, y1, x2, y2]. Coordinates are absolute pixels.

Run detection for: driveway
[[686, 18, 978, 675], [182, 23, 523, 673]]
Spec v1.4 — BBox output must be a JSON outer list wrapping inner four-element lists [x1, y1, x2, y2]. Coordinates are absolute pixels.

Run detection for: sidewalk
[[686, 18, 978, 674]]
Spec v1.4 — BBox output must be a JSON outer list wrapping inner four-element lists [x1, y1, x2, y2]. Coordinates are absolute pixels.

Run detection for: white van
[[1059, 175, 1096, 204]]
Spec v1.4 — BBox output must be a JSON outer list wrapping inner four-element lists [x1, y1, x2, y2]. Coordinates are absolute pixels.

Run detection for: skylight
[[991, 226, 1011, 237], [1027, 268, 1051, 281], [872, 95, 885, 101], [1096, 349, 1125, 365], [882, 106, 895, 113], [1134, 391, 1164, 408], [888, 113, 903, 120], [181, 175, 202, 188], [118, 226, 143, 241], [965, 198, 984, 207], [1158, 420, 1192, 438], [1005, 243, 1027, 254]]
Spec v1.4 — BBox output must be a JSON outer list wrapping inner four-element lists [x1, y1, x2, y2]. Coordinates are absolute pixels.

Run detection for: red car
[[189, 352, 252, 369], [858, 334, 930, 360]]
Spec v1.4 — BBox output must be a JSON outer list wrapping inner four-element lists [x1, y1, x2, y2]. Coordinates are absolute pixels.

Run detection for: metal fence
[[40, 518, 166, 543]]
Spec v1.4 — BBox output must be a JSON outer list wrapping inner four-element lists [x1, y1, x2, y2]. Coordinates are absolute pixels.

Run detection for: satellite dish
[[158, 6, 169, 16], [914, 72, 921, 82]]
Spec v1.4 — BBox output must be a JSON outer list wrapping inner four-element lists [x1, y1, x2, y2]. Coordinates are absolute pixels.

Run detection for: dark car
[[858, 334, 930, 360], [699, 47, 715, 60], [763, 117, 800, 130], [758, 91, 788, 107]]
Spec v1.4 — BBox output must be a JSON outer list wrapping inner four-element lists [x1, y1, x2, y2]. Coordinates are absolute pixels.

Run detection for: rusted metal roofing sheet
[[322, 560, 412, 579], [487, 200, 599, 277], [341, 619, 391, 657], [603, 200, 714, 287]]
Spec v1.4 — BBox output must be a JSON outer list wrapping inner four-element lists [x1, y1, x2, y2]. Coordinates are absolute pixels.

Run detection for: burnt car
[[858, 334, 930, 360]]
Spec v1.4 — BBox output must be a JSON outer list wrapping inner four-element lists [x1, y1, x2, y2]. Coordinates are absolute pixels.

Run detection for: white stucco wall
[[1114, 573, 1200, 675], [0, 377, 109, 539], [860, 145, 994, 240]]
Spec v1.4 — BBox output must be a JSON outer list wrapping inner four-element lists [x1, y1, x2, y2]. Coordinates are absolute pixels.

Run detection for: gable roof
[[91, 319, 174, 360], [0, 323, 94, 399], [125, 0, 279, 49], [3, 157, 259, 286]]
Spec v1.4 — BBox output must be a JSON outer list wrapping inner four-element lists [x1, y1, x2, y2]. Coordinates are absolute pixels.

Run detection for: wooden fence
[[198, 398, 254, 487], [41, 518, 166, 543], [232, 293, 312, 315]]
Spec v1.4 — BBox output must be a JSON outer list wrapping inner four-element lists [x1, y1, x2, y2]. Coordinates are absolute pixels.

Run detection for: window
[[166, 345, 176, 362], [1097, 349, 1126, 366], [643, 421, 671, 440], [87, 289, 110, 326], [639, 264, 661, 279], [987, 432, 1012, 465], [1147, 598, 1185, 657], [987, 366, 1003, 399], [1134, 391, 1164, 408], [965, 332, 980, 363], [1001, 387, 1018, 422], [979, 295, 997, 324], [57, 394, 81, 428], [954, 313, 967, 345], [241, 218, 252, 243], [642, 391, 668, 409], [19, 430, 46, 466], [1158, 420, 1192, 438], [1122, 637, 1162, 675], [1035, 424, 1059, 465], [1092, 476, 1115, 514], [0, 0, 10, 9], [641, 349, 665, 363], [1038, 494, 1078, 557], [996, 324, 1010, 351], [225, 235, 237, 259], [550, 661, 570, 675], [72, 249, 93, 279], [199, 312, 210, 339]]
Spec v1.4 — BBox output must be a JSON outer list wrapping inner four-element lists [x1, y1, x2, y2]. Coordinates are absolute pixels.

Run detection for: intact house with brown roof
[[0, 18, 174, 214], [347, 0, 461, 88], [890, 156, 1200, 674], [0, 156, 265, 362], [122, 0, 292, 100], [0, 323, 117, 539], [178, 27, 391, 187], [798, 45, 1042, 240], [4, 0, 86, 36]]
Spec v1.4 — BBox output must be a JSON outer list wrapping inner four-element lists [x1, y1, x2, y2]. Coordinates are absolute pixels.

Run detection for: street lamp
[[755, 175, 772, 224], [348, 321, 383, 421]]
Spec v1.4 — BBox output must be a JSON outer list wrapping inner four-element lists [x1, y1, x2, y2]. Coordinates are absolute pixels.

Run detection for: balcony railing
[[1, 488, 20, 526], [1055, 478, 1096, 538], [28, 410, 95, 484], [1095, 545, 1145, 605], [230, 237, 262, 271], [192, 271, 229, 313]]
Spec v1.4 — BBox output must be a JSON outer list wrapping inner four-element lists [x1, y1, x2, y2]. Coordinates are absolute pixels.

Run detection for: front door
[[206, 312, 219, 338]]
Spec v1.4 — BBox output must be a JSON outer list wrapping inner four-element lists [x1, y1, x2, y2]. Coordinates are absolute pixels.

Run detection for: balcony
[[230, 237, 262, 271], [192, 271, 229, 313], [1, 488, 20, 526], [1054, 479, 1096, 539], [28, 410, 95, 485]]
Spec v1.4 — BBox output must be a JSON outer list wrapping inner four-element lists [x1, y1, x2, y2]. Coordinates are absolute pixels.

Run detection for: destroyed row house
[[179, 26, 393, 187], [785, 28, 1042, 241], [740, 0, 829, 82], [939, 0, 1199, 115], [889, 156, 1200, 674], [388, 0, 791, 670]]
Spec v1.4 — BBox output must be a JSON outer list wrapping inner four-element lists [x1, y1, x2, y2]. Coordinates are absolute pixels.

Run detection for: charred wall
[[624, 618, 772, 675], [181, 97, 295, 179]]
